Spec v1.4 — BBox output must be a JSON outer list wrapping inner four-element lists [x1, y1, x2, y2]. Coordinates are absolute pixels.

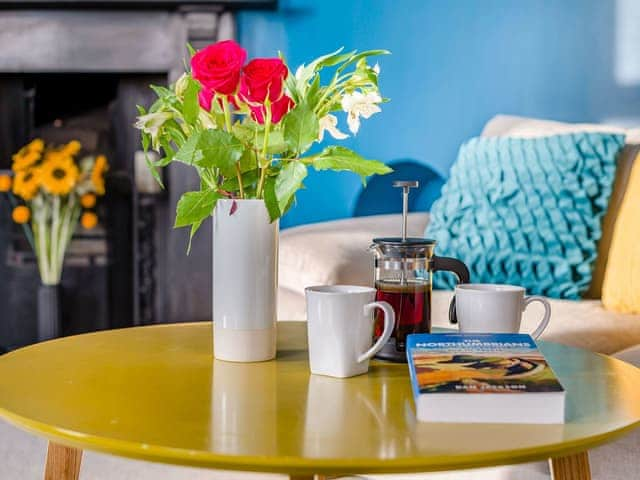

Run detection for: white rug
[[0, 419, 284, 480]]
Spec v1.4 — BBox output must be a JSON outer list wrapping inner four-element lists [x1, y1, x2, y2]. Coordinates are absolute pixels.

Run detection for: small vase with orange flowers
[[0, 139, 108, 341]]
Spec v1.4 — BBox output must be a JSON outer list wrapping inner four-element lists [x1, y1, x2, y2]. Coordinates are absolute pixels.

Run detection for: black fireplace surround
[[0, 1, 275, 349]]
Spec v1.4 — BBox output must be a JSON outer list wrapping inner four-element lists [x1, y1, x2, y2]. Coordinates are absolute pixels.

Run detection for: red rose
[[198, 86, 241, 112], [250, 95, 295, 124], [191, 40, 247, 95], [198, 87, 213, 111], [240, 58, 289, 103]]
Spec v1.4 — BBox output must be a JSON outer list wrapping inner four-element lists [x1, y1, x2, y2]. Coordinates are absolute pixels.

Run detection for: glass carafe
[[370, 237, 469, 362]]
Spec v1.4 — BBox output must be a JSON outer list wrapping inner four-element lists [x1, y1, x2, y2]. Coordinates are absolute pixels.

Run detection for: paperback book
[[406, 333, 565, 424]]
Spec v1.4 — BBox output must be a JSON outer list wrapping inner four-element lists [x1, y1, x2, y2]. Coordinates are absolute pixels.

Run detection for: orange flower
[[40, 154, 79, 196], [61, 140, 81, 156], [12, 138, 44, 172], [80, 193, 97, 208], [81, 211, 98, 229], [12, 205, 30, 224], [12, 168, 41, 201], [12, 150, 41, 172], [91, 155, 108, 195], [27, 138, 44, 153], [0, 174, 11, 192]]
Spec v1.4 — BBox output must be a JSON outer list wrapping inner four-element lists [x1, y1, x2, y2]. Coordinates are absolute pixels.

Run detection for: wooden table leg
[[549, 451, 591, 480], [44, 442, 83, 480]]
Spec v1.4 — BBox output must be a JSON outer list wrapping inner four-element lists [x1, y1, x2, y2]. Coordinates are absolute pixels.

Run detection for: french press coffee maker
[[370, 181, 470, 362]]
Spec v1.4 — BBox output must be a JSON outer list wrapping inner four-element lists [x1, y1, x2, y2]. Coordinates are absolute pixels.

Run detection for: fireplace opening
[[0, 72, 164, 349], [29, 73, 120, 129]]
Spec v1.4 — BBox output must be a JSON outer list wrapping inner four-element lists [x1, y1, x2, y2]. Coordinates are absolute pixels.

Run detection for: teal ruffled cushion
[[426, 133, 624, 299]]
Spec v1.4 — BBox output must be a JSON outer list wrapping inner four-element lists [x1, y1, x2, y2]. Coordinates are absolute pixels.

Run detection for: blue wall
[[238, 0, 640, 228]]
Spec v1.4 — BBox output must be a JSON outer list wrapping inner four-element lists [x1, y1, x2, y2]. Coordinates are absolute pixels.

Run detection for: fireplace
[[0, 1, 274, 349]]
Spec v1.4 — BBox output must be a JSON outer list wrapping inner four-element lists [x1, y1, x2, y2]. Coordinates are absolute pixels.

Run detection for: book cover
[[407, 333, 564, 396]]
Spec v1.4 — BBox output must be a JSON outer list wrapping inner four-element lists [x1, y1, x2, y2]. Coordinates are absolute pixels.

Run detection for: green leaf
[[149, 97, 163, 114], [296, 47, 345, 84], [174, 132, 203, 165], [164, 120, 188, 146], [238, 148, 258, 173], [317, 50, 356, 68], [352, 67, 380, 87], [221, 169, 260, 192], [174, 190, 221, 228], [311, 146, 392, 184], [154, 155, 173, 167], [285, 69, 301, 104], [289, 47, 344, 87], [262, 162, 307, 222], [195, 130, 245, 176], [306, 75, 322, 109], [159, 138, 176, 162], [292, 47, 348, 99], [141, 131, 150, 152], [282, 103, 319, 155], [234, 122, 286, 155], [232, 122, 256, 145], [182, 77, 201, 124], [263, 176, 280, 222], [150, 84, 174, 99], [187, 219, 203, 255], [336, 49, 390, 74], [186, 43, 197, 57], [274, 161, 307, 215], [266, 131, 288, 154], [145, 154, 164, 189], [255, 130, 287, 155]]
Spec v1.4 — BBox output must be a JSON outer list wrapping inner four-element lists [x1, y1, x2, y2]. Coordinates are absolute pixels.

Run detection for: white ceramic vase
[[212, 199, 278, 362]]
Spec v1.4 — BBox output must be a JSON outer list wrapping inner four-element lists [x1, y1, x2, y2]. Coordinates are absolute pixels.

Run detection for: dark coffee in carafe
[[374, 279, 431, 352]]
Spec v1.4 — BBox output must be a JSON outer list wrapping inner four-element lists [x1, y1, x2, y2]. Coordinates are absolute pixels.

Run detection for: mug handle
[[432, 256, 470, 325], [357, 301, 396, 363], [523, 296, 551, 339]]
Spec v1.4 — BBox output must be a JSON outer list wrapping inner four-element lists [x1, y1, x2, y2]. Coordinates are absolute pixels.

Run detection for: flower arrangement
[[136, 40, 392, 246], [0, 139, 108, 285]]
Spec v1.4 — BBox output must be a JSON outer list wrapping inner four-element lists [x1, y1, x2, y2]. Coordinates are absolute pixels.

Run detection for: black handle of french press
[[431, 255, 470, 325]]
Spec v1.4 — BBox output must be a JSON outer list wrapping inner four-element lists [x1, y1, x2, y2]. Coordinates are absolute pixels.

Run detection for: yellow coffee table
[[1, 322, 639, 480]]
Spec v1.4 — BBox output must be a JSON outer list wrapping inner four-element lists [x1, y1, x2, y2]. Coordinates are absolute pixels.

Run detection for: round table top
[[1, 322, 640, 476]]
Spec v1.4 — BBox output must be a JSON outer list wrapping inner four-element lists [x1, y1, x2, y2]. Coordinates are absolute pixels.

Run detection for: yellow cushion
[[586, 145, 640, 298], [602, 153, 640, 313]]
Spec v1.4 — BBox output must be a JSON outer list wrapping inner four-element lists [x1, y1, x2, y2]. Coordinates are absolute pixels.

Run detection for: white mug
[[453, 284, 551, 339], [305, 285, 395, 378]]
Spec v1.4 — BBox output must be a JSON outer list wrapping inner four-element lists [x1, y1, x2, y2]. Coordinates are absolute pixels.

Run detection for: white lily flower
[[135, 111, 173, 149], [295, 64, 306, 81], [174, 73, 189, 98], [373, 63, 381, 75], [341, 91, 382, 134], [198, 110, 217, 130], [318, 114, 349, 142]]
